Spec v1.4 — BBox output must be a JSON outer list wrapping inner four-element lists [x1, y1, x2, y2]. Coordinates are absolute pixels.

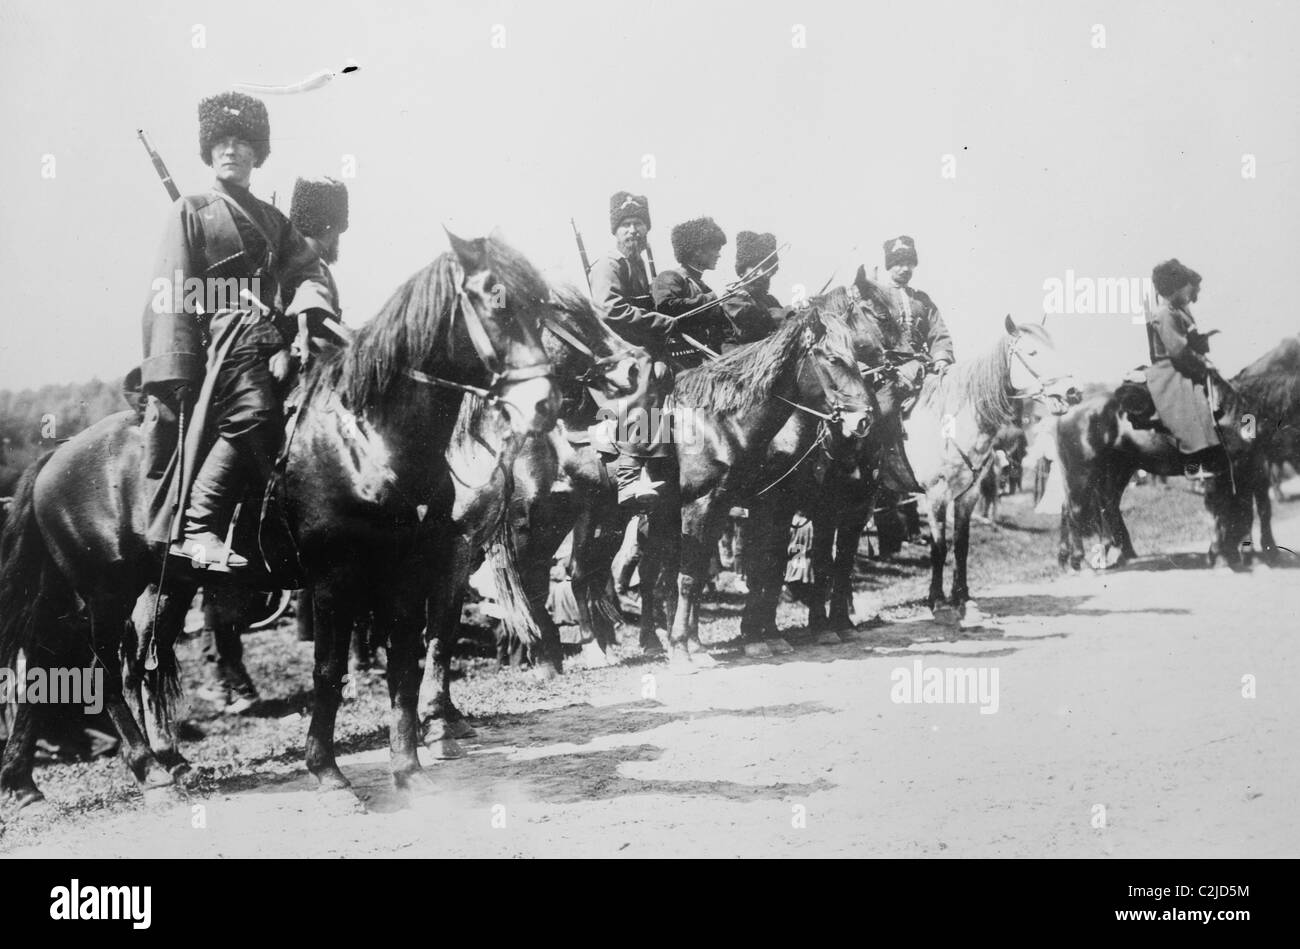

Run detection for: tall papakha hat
[[609, 191, 651, 233], [884, 235, 918, 268], [1152, 258, 1202, 299], [670, 217, 728, 266], [735, 231, 778, 274], [290, 177, 349, 239], [198, 91, 271, 167]]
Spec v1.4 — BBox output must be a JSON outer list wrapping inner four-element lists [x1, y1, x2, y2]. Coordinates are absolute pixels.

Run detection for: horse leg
[[669, 495, 722, 668], [420, 540, 479, 757], [376, 588, 433, 792], [925, 493, 948, 610], [738, 505, 776, 639], [636, 509, 666, 653], [304, 577, 361, 793], [950, 492, 980, 615], [89, 598, 179, 801], [1256, 459, 1278, 563], [132, 583, 193, 778], [828, 509, 868, 630], [0, 697, 45, 810]]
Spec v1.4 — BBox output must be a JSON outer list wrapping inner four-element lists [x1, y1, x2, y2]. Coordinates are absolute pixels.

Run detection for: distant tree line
[[0, 378, 126, 495]]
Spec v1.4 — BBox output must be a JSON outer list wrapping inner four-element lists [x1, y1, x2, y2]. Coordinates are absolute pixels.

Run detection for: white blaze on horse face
[[498, 377, 559, 437]]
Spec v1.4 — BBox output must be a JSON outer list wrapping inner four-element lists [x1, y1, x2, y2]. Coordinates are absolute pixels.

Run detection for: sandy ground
[[5, 505, 1298, 859]]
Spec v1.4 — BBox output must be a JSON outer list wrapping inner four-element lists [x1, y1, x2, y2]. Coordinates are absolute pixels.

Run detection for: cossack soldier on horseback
[[855, 235, 954, 393], [140, 92, 340, 572], [587, 192, 676, 509], [1145, 258, 1226, 476], [721, 230, 785, 345], [651, 216, 731, 366]]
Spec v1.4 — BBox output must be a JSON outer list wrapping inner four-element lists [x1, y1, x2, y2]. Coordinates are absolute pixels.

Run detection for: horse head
[[444, 228, 560, 437], [543, 284, 660, 413], [1005, 314, 1080, 416], [800, 306, 875, 441]]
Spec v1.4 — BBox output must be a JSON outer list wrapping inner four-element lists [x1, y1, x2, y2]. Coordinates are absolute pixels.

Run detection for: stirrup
[[168, 534, 249, 573], [618, 466, 665, 509]]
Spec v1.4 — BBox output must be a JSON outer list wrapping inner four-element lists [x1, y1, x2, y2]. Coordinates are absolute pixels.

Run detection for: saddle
[[1115, 368, 1164, 431]]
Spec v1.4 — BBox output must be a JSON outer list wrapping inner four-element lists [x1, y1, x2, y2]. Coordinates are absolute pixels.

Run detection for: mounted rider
[[854, 235, 955, 397], [651, 217, 730, 368], [196, 175, 352, 714], [721, 230, 785, 345], [587, 191, 674, 508], [289, 175, 350, 349], [1145, 258, 1225, 475], [141, 91, 339, 572]]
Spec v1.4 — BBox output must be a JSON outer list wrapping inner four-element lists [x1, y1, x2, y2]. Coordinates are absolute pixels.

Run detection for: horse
[[806, 316, 1077, 628], [418, 285, 660, 753], [644, 306, 876, 670], [0, 230, 559, 810], [1054, 335, 1300, 570]]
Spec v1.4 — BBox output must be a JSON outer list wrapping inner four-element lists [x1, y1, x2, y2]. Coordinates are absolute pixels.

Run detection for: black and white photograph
[[0, 0, 1293, 897]]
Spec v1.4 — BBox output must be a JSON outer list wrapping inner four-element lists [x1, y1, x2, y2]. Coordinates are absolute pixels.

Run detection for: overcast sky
[[1, 0, 1296, 392]]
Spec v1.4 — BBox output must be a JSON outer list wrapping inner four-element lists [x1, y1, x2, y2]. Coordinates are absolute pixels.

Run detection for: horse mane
[[310, 234, 550, 415], [547, 283, 629, 359], [922, 329, 1025, 434], [674, 315, 809, 414], [1233, 338, 1300, 424]]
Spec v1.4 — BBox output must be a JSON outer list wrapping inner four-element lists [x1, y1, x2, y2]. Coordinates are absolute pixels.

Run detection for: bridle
[[538, 309, 643, 389], [1008, 333, 1069, 401], [403, 281, 553, 409], [779, 338, 874, 427]]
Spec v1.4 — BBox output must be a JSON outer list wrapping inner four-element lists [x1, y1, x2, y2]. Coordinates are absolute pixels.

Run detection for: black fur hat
[[609, 191, 651, 233], [290, 177, 349, 238], [670, 217, 727, 266], [883, 235, 918, 268], [735, 231, 777, 274], [1152, 258, 1202, 299], [198, 91, 270, 167]]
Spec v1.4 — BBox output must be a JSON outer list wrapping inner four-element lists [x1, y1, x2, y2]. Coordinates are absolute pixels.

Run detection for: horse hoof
[[318, 787, 367, 816], [814, 631, 843, 646], [427, 737, 466, 760], [743, 641, 773, 658], [639, 637, 665, 656], [169, 761, 193, 783], [394, 769, 437, 796], [580, 641, 617, 668], [142, 783, 186, 810], [445, 718, 477, 741], [960, 602, 987, 627], [930, 604, 961, 627], [668, 648, 699, 675], [2, 788, 47, 815], [770, 638, 795, 654], [530, 662, 560, 684]]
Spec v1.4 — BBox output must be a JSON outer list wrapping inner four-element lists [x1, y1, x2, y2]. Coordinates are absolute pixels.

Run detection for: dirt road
[[6, 505, 1298, 858]]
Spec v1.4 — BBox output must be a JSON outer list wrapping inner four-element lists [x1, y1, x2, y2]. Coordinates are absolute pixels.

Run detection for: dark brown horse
[[649, 307, 876, 671], [418, 285, 660, 755], [0, 231, 559, 810], [1054, 335, 1300, 570]]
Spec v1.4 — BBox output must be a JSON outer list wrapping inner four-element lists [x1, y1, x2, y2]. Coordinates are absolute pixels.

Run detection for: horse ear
[[444, 227, 487, 271], [1004, 313, 1017, 335]]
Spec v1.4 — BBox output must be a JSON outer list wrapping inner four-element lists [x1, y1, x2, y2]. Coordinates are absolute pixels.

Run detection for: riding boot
[[616, 455, 666, 512], [169, 438, 250, 571]]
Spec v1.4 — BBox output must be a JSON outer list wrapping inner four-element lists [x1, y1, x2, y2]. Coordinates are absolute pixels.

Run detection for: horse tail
[[486, 515, 547, 649], [575, 572, 621, 651], [0, 452, 69, 668]]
